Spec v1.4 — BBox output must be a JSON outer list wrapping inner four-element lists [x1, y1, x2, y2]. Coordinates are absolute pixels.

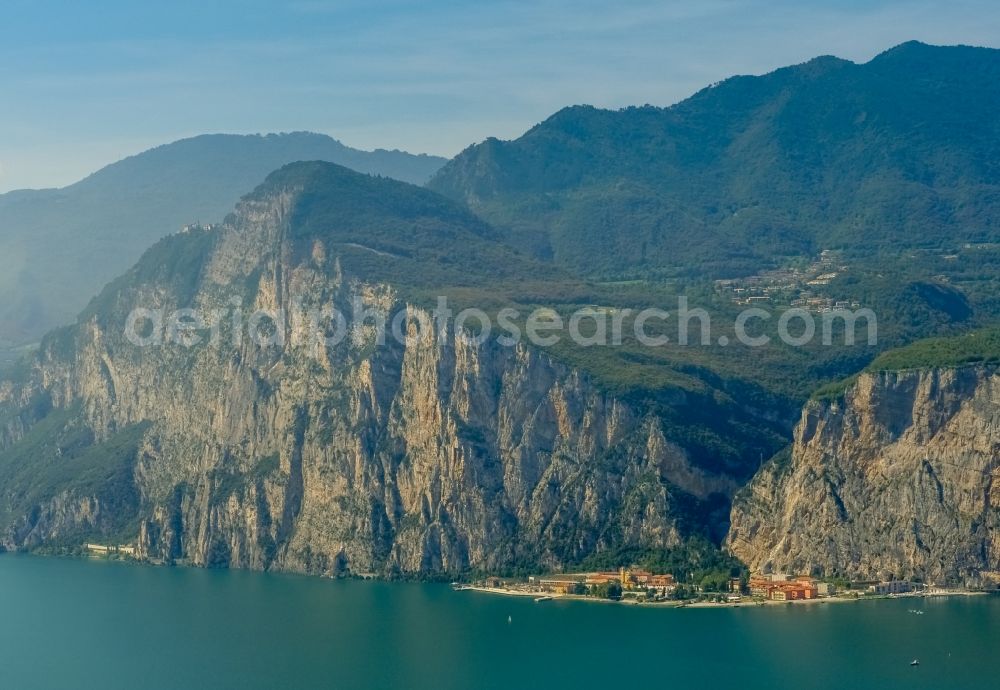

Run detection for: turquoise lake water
[[0, 554, 997, 689]]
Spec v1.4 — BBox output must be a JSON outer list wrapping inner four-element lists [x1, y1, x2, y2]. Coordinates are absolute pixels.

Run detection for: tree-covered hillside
[[866, 326, 1000, 371], [429, 42, 1000, 280]]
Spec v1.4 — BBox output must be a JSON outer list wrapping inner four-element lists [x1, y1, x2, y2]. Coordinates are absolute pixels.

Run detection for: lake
[[0, 554, 997, 689]]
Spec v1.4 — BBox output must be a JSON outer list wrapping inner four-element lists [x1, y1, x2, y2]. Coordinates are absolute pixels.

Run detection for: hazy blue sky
[[1, 0, 998, 192]]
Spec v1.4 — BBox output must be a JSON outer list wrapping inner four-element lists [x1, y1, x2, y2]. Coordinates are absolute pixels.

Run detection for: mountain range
[[0, 132, 446, 345], [0, 41, 998, 581], [429, 41, 1000, 280]]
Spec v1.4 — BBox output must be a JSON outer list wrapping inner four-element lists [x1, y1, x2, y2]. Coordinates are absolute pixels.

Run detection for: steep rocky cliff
[[728, 365, 1000, 584], [0, 162, 763, 575]]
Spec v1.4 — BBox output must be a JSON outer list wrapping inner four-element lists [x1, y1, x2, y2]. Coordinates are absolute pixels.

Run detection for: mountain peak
[[249, 159, 372, 196], [792, 53, 852, 75], [868, 39, 1000, 66], [250, 160, 478, 217], [243, 160, 502, 254]]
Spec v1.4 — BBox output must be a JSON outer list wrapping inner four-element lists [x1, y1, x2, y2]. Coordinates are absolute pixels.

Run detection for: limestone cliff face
[[728, 366, 1000, 584], [0, 166, 742, 575]]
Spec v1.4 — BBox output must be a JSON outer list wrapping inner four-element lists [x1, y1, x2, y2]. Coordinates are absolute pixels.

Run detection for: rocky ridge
[[0, 163, 744, 575], [728, 365, 1000, 584]]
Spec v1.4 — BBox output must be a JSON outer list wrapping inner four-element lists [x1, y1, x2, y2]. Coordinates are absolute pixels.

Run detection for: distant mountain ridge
[[428, 41, 1000, 279], [0, 132, 446, 344]]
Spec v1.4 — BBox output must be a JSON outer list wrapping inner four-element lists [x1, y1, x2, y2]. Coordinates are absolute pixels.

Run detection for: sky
[[1, 0, 998, 192]]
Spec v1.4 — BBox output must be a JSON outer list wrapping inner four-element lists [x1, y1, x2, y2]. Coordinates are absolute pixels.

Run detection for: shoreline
[[458, 584, 988, 609], [3, 553, 993, 607]]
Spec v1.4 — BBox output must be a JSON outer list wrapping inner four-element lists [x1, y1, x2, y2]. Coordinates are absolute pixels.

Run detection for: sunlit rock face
[[729, 366, 1000, 585], [0, 168, 746, 575]]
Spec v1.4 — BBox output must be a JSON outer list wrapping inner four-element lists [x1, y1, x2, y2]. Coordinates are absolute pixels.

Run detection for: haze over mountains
[[5, 41, 998, 348], [0, 132, 446, 345]]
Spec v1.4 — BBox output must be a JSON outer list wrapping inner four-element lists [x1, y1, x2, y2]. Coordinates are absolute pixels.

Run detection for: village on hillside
[[714, 249, 861, 312]]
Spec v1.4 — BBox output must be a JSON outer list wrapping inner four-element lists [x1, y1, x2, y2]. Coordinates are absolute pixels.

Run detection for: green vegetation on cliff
[[0, 404, 149, 543], [426, 40, 1000, 413], [574, 537, 747, 588], [811, 326, 1000, 400], [865, 326, 1000, 371]]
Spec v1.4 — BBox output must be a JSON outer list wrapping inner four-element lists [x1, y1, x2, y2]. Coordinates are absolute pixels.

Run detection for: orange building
[[536, 575, 585, 593], [644, 574, 675, 588], [771, 582, 817, 601], [749, 577, 775, 597], [750, 575, 818, 600], [533, 568, 677, 594], [584, 572, 622, 586]]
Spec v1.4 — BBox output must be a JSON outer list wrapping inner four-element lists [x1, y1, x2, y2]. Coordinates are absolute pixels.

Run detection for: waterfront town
[[81, 539, 979, 606], [463, 567, 965, 606]]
